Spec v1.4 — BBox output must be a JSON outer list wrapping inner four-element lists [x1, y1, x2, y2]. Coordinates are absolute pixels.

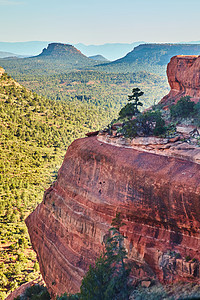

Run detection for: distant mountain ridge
[[1, 40, 200, 61], [110, 43, 200, 66], [74, 42, 145, 61], [2, 42, 200, 78], [0, 41, 144, 60], [0, 51, 22, 58], [0, 43, 102, 76], [0, 41, 50, 56], [34, 43, 101, 69], [89, 54, 109, 61], [95, 43, 200, 74]]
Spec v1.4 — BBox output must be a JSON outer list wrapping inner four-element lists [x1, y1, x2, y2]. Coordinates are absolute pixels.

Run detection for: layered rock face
[[26, 136, 200, 297], [160, 55, 200, 106]]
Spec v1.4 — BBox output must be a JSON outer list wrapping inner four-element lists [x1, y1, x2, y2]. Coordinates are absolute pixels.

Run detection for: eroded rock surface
[[160, 55, 200, 107], [98, 134, 200, 164], [26, 136, 200, 297]]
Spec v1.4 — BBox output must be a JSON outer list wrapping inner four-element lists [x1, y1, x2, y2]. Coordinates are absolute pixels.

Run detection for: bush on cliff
[[115, 88, 166, 138], [121, 110, 166, 138], [170, 96, 195, 119], [14, 284, 50, 300], [194, 101, 200, 126], [58, 213, 130, 300]]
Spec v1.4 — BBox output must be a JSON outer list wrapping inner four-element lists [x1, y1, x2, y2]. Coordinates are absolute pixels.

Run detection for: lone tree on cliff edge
[[128, 88, 144, 112], [119, 87, 144, 119]]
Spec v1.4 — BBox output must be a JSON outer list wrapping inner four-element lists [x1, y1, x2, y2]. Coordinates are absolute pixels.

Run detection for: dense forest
[[16, 70, 169, 110], [0, 72, 116, 299]]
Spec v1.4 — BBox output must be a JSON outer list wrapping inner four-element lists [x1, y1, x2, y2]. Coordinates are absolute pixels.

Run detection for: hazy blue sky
[[0, 0, 200, 44]]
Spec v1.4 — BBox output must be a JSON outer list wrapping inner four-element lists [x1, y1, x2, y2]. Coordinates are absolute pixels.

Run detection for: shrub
[[185, 256, 191, 262], [14, 284, 50, 300], [137, 110, 166, 136], [121, 119, 138, 138], [119, 102, 139, 119], [121, 110, 166, 138], [170, 96, 195, 119], [194, 101, 200, 126]]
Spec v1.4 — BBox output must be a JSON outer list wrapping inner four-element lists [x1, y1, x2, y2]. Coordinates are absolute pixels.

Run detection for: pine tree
[[80, 213, 130, 300], [128, 88, 144, 111], [119, 88, 144, 119], [58, 213, 130, 300]]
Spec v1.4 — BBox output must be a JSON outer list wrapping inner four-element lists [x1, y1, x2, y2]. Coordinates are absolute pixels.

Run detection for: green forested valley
[[0, 71, 116, 298], [17, 70, 169, 110], [0, 48, 170, 299]]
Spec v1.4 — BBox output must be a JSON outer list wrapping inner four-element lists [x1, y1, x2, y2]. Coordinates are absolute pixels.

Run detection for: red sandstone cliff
[[160, 55, 200, 107], [26, 136, 200, 297]]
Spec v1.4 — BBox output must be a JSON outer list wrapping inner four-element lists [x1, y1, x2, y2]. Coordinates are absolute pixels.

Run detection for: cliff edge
[[26, 136, 200, 297]]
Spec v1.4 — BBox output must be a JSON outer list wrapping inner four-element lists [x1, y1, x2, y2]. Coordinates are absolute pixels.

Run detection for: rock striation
[[160, 55, 200, 107], [26, 136, 200, 297]]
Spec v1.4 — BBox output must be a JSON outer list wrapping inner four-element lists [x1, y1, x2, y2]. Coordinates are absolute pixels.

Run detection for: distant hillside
[[0, 51, 21, 58], [1, 40, 200, 61], [36, 43, 97, 65], [0, 41, 50, 56], [114, 44, 200, 65], [0, 41, 144, 59], [0, 43, 100, 76], [4, 43, 196, 82], [98, 44, 200, 74], [37, 43, 88, 59], [89, 54, 109, 61], [75, 42, 144, 61]]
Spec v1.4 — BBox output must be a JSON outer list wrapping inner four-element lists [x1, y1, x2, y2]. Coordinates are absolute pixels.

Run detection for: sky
[[0, 0, 200, 44]]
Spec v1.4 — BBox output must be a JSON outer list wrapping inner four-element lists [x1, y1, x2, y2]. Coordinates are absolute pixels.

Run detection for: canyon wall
[[160, 55, 200, 107], [26, 136, 200, 297]]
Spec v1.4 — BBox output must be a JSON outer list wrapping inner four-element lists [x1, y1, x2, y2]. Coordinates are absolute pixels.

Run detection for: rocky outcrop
[[35, 43, 95, 67], [26, 136, 200, 297], [37, 43, 92, 62], [160, 55, 200, 107], [97, 132, 200, 164], [0, 67, 5, 77]]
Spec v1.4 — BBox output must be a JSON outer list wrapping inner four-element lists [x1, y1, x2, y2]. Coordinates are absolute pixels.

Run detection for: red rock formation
[[0, 67, 5, 77], [26, 136, 200, 297], [160, 55, 200, 107]]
